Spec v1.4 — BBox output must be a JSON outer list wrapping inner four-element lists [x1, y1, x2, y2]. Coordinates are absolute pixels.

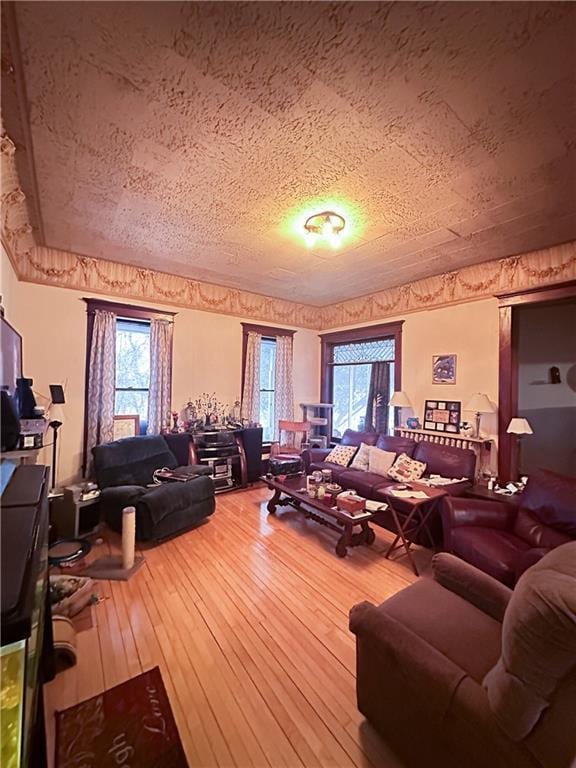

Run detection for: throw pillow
[[387, 452, 426, 482], [325, 444, 358, 467], [350, 442, 372, 471], [368, 447, 397, 477]]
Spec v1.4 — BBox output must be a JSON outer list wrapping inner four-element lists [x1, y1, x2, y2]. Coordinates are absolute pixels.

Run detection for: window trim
[[319, 321, 403, 442], [82, 298, 176, 475], [240, 322, 296, 397]]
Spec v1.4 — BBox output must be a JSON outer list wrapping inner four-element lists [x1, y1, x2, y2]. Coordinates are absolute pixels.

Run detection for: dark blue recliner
[[92, 435, 214, 542]]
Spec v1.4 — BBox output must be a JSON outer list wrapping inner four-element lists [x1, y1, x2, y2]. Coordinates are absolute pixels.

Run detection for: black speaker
[[1, 390, 20, 451], [240, 427, 263, 483]]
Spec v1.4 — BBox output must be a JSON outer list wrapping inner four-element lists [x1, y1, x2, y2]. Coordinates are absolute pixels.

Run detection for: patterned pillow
[[368, 448, 397, 477], [325, 444, 358, 467], [349, 442, 372, 471], [387, 452, 427, 482]]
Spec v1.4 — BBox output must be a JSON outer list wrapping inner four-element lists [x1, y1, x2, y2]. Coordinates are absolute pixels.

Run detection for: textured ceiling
[[7, 1, 576, 304]]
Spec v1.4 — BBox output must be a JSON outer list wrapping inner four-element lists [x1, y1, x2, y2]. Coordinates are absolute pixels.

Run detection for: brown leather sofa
[[442, 468, 576, 586], [350, 544, 576, 768], [302, 429, 477, 544]]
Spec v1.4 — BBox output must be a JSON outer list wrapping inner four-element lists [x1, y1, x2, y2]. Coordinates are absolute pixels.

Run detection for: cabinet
[[1, 464, 53, 768]]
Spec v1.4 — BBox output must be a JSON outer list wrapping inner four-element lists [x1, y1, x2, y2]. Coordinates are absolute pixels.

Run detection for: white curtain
[[241, 331, 261, 423], [86, 310, 116, 463], [274, 335, 294, 439], [147, 318, 173, 434]]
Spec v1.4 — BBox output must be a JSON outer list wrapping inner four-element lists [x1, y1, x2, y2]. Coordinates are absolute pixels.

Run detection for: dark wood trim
[[320, 321, 403, 441], [82, 298, 175, 476], [495, 280, 576, 308], [240, 322, 295, 337], [319, 321, 404, 344], [83, 298, 176, 321], [240, 323, 296, 398], [496, 281, 576, 481]]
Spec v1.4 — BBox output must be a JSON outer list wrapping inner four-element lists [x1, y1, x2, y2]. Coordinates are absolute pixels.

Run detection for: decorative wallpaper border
[[2, 129, 575, 331]]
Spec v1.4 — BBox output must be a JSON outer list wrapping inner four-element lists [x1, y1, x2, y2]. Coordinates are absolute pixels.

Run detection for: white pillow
[[387, 452, 426, 482], [350, 442, 372, 471], [368, 447, 397, 477], [324, 444, 358, 467]]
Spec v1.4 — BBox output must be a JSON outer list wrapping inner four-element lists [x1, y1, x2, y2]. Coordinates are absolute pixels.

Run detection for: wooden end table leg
[[385, 505, 420, 576], [267, 488, 282, 514], [335, 523, 353, 558]]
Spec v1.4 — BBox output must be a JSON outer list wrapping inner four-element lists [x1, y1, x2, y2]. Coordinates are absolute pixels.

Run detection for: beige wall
[[1, 243, 20, 318], [325, 298, 500, 471], [5, 279, 320, 485]]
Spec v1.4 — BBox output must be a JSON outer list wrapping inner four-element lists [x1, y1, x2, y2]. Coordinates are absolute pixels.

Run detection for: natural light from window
[[115, 319, 150, 432], [259, 337, 276, 442]]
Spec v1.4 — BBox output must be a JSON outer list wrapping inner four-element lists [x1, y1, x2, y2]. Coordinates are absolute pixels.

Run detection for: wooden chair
[[270, 420, 313, 457]]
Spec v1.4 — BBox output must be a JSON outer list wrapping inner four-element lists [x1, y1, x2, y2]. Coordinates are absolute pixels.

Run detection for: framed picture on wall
[[432, 354, 457, 384], [113, 414, 140, 440], [424, 400, 461, 433]]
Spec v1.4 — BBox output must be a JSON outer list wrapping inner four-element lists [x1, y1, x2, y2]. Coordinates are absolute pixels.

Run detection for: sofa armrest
[[432, 553, 511, 622], [350, 601, 469, 726], [100, 485, 147, 510], [301, 447, 331, 470], [514, 546, 552, 582]]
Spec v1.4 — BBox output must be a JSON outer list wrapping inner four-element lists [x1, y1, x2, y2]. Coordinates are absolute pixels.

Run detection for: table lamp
[[507, 417, 533, 479], [389, 390, 412, 426], [506, 417, 533, 436], [464, 393, 495, 437]]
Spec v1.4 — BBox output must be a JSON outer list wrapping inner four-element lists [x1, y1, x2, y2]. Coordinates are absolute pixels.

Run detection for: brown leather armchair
[[442, 468, 576, 586], [350, 544, 576, 768]]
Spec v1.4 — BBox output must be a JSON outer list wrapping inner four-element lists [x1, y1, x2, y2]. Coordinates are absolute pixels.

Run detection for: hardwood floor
[[45, 484, 433, 767]]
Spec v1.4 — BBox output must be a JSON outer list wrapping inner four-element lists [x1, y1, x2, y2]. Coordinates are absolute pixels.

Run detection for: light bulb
[[328, 232, 341, 249], [304, 230, 317, 248], [321, 219, 333, 237]]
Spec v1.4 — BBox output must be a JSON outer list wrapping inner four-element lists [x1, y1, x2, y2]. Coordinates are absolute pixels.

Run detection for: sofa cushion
[[368, 447, 396, 476], [350, 442, 372, 471], [93, 435, 178, 488], [381, 577, 502, 683], [325, 444, 358, 467], [483, 542, 576, 741], [388, 452, 426, 482], [341, 429, 379, 447], [376, 434, 416, 457], [339, 469, 394, 497], [519, 469, 576, 537], [451, 527, 531, 587], [413, 441, 476, 480], [513, 508, 571, 549]]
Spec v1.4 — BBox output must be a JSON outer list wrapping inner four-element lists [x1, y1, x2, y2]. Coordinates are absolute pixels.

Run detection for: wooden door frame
[[496, 280, 576, 481]]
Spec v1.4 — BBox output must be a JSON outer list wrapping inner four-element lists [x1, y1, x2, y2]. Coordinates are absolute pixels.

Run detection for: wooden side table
[[464, 484, 521, 505], [379, 483, 448, 575]]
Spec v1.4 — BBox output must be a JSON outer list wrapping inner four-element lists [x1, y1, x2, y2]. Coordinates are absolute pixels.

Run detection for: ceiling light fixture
[[304, 211, 346, 248]]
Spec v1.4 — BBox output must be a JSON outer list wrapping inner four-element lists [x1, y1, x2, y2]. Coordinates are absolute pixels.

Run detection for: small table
[[262, 474, 376, 558], [378, 483, 448, 575], [465, 484, 521, 505]]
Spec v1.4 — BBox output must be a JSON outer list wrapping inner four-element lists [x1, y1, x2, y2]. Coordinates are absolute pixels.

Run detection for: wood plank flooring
[[45, 484, 433, 768]]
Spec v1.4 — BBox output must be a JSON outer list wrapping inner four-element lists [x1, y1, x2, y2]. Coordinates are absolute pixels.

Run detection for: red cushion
[[512, 508, 571, 548]]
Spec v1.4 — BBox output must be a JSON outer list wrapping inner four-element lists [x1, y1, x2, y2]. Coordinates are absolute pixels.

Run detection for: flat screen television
[[0, 317, 23, 416]]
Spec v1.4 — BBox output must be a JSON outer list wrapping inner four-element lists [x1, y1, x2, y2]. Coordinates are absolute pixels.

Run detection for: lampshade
[[464, 393, 495, 413], [506, 417, 533, 435], [390, 390, 412, 408]]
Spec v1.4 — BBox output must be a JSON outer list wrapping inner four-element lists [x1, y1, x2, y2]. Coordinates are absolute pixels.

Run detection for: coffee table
[[378, 482, 448, 575], [262, 474, 376, 558]]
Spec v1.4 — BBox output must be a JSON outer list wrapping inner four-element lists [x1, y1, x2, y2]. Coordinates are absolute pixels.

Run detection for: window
[[320, 323, 403, 441], [241, 322, 296, 444], [115, 318, 150, 433], [259, 337, 276, 442]]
